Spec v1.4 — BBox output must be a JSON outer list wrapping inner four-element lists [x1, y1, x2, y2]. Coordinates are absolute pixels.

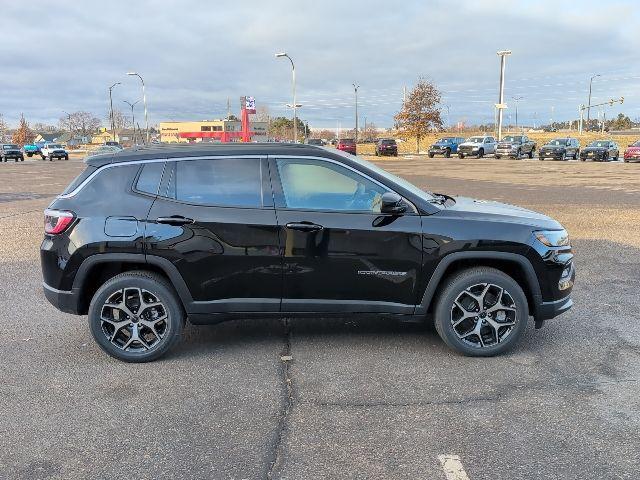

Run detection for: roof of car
[[84, 142, 332, 167]]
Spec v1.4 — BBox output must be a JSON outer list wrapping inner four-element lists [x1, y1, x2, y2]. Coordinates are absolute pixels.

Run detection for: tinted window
[[135, 162, 165, 195], [62, 166, 98, 195], [172, 158, 262, 208], [276, 158, 387, 212]]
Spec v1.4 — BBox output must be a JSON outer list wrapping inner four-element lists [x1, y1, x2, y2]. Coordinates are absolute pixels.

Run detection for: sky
[[1, 0, 639, 130]]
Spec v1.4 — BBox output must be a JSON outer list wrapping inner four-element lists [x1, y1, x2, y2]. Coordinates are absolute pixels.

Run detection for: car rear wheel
[[434, 267, 528, 356], [88, 271, 185, 362]]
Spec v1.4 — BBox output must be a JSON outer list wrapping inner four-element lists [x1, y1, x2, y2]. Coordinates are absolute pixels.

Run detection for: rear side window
[[168, 158, 262, 208], [61, 166, 97, 195], [135, 162, 165, 195]]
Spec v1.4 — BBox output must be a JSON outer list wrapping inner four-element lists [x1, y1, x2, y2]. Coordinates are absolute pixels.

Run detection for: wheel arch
[[416, 251, 542, 317], [73, 253, 192, 314]]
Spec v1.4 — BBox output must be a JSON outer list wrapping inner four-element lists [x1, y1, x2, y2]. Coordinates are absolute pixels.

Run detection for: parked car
[[23, 142, 44, 157], [41, 143, 574, 362], [375, 138, 398, 156], [336, 138, 356, 155], [1, 143, 24, 162], [428, 137, 465, 158], [495, 135, 536, 159], [307, 139, 324, 146], [41, 143, 69, 161], [103, 141, 123, 150], [623, 141, 640, 163], [579, 140, 619, 162], [457, 135, 497, 158], [538, 138, 580, 161]]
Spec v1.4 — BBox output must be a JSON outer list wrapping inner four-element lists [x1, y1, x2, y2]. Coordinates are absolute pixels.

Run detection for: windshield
[[381, 139, 396, 145], [48, 144, 63, 149], [326, 147, 435, 200], [632, 141, 640, 147], [3, 144, 19, 150], [467, 137, 484, 143], [502, 136, 522, 142], [547, 139, 569, 146], [588, 141, 608, 148]]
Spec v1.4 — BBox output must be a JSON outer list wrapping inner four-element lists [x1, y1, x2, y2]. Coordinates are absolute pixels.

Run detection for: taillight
[[44, 209, 75, 234]]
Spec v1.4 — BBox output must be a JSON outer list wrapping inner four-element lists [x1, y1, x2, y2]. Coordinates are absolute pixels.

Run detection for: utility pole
[[126, 72, 149, 144], [275, 52, 297, 142], [108, 82, 121, 142], [496, 50, 512, 141], [353, 83, 359, 143], [586, 74, 601, 129], [123, 100, 140, 145], [579, 105, 585, 135], [227, 97, 231, 119], [550, 105, 554, 128], [512, 96, 523, 131]]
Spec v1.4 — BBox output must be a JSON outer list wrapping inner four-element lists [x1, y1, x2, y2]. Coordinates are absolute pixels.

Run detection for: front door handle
[[285, 222, 324, 232], [156, 216, 194, 226]]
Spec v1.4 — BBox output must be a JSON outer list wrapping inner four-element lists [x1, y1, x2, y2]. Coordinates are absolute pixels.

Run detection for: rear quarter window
[[61, 166, 97, 195], [135, 162, 165, 195]]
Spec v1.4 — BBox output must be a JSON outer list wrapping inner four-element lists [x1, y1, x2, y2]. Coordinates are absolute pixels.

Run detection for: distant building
[[56, 132, 91, 147], [33, 132, 63, 143], [159, 119, 268, 143]]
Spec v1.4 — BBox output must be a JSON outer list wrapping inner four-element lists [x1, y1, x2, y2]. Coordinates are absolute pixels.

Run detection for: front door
[[145, 157, 282, 314], [269, 156, 423, 314]]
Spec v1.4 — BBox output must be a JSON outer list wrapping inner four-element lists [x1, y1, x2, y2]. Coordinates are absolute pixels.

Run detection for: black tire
[[458, 153, 464, 159], [88, 271, 185, 362], [528, 148, 534, 159], [27, 153, 32, 157], [20, 156, 24, 162], [40, 155, 45, 160], [573, 150, 579, 160], [64, 155, 69, 160], [433, 267, 529, 357], [477, 148, 484, 158], [495, 155, 501, 159], [428, 153, 434, 158], [444, 148, 451, 158]]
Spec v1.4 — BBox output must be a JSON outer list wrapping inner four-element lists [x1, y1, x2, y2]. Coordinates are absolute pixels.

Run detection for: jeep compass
[[41, 144, 574, 362]]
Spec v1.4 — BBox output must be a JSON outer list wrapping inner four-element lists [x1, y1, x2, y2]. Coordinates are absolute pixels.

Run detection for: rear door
[[269, 155, 423, 314], [145, 156, 282, 313]]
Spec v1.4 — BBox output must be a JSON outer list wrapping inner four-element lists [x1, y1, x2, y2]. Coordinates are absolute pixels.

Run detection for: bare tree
[[110, 109, 131, 131], [394, 77, 443, 153], [253, 105, 270, 123], [32, 122, 58, 133], [59, 111, 102, 137], [0, 114, 7, 140]]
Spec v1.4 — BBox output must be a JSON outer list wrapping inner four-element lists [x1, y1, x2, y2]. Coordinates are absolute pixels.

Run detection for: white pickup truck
[[457, 135, 497, 158], [41, 143, 69, 161]]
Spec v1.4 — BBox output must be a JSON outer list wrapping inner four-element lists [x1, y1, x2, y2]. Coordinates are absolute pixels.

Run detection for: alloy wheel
[[450, 283, 517, 349], [100, 287, 168, 352]]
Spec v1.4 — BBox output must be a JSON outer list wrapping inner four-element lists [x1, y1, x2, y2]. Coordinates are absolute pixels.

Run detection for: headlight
[[472, 147, 479, 151], [534, 229, 570, 247]]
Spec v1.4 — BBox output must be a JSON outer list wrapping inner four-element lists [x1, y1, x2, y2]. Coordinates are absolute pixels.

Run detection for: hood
[[583, 146, 606, 152], [541, 144, 565, 149], [498, 140, 521, 145], [439, 196, 561, 230], [459, 142, 482, 147]]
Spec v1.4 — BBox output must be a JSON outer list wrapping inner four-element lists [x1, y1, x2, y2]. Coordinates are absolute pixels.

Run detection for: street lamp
[[586, 74, 601, 128], [353, 83, 359, 143], [512, 96, 523, 131], [123, 100, 140, 145], [108, 82, 121, 142], [275, 52, 297, 143], [126, 72, 149, 144], [496, 50, 512, 141]]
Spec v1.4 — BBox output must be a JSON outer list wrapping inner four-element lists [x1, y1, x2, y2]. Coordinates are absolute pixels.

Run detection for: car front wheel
[[88, 271, 185, 362], [434, 267, 528, 357]]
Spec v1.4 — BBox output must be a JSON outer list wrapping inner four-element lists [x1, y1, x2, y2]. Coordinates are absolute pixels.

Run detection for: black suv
[[374, 139, 398, 156], [580, 140, 619, 162], [1, 144, 25, 162], [42, 144, 574, 362], [539, 138, 580, 161]]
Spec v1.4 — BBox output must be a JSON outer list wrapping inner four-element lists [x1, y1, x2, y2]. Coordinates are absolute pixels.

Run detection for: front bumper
[[539, 150, 566, 160], [43, 282, 81, 314], [624, 154, 640, 162], [495, 147, 519, 157], [536, 295, 573, 321], [581, 151, 607, 161], [458, 147, 480, 156]]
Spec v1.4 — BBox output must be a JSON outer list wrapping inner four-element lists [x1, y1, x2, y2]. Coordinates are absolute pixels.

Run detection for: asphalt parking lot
[[1, 153, 639, 480]]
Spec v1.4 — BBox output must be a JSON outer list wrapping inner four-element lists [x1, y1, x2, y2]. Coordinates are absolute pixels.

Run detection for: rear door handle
[[156, 216, 194, 226], [285, 222, 324, 232]]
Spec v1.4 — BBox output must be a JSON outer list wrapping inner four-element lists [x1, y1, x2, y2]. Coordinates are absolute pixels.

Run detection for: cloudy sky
[[2, 0, 639, 129]]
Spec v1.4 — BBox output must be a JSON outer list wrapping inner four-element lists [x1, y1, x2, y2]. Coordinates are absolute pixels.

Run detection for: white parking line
[[438, 454, 471, 480]]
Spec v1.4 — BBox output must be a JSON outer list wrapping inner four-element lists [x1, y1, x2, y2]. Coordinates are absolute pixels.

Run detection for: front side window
[[169, 158, 262, 208], [276, 158, 387, 212]]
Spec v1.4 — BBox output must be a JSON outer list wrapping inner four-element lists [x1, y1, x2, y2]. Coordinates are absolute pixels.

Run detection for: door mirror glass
[[380, 192, 406, 215]]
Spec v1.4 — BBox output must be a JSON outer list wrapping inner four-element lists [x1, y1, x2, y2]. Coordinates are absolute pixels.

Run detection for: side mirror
[[381, 192, 406, 215]]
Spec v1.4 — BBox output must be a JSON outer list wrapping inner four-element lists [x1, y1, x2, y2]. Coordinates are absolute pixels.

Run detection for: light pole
[[512, 96, 523, 131], [108, 82, 121, 142], [496, 50, 512, 141], [586, 74, 601, 129], [127, 72, 149, 144], [353, 83, 359, 143], [445, 105, 450, 131], [123, 100, 140, 145], [275, 52, 297, 142]]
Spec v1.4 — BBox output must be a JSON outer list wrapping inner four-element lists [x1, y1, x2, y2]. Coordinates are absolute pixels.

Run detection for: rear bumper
[[43, 282, 81, 315]]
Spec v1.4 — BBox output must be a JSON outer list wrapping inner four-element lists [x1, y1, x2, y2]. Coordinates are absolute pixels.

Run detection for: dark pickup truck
[[495, 135, 536, 159]]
